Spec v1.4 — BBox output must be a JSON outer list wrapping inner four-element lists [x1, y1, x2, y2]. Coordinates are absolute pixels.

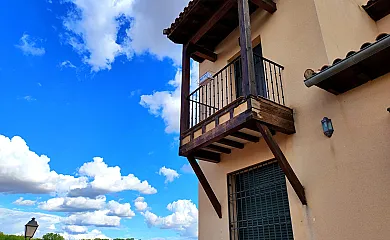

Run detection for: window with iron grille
[[227, 159, 294, 240]]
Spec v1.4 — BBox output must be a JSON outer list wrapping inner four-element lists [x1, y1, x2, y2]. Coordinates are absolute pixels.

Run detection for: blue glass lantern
[[321, 117, 334, 138]]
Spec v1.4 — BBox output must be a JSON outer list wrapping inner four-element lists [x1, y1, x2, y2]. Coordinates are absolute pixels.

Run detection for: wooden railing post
[[237, 0, 258, 97], [180, 44, 191, 134]]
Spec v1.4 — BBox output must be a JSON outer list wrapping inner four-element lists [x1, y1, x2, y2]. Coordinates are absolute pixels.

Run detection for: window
[[227, 159, 294, 240]]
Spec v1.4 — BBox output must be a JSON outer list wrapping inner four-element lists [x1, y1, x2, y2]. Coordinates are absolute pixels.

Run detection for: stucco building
[[164, 0, 390, 239]]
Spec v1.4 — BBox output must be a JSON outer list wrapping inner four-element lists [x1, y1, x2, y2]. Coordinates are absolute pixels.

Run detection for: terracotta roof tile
[[163, 0, 199, 36], [363, 0, 379, 7], [304, 33, 390, 79]]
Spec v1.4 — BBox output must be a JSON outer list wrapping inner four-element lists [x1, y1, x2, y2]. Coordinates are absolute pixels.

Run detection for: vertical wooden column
[[237, 0, 257, 97], [180, 44, 191, 134], [188, 156, 222, 218], [256, 123, 307, 205]]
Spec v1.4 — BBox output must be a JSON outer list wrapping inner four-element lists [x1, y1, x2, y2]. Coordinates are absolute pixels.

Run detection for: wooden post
[[187, 156, 222, 218], [237, 0, 257, 97], [256, 123, 307, 205], [180, 45, 191, 134]]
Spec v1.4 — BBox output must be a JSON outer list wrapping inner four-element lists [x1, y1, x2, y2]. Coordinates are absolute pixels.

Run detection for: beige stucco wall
[[197, 0, 390, 240], [312, 0, 378, 63], [378, 14, 390, 33]]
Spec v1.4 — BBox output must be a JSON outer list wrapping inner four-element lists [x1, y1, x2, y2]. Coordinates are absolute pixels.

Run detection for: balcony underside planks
[[179, 95, 295, 162]]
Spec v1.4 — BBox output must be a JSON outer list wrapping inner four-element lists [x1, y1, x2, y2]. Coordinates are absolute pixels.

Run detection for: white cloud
[[65, 210, 121, 227], [0, 135, 156, 197], [125, 0, 188, 65], [15, 34, 45, 56], [39, 196, 106, 212], [62, 0, 132, 71], [158, 167, 180, 184], [39, 196, 135, 218], [21, 96, 37, 102], [59, 60, 76, 69], [143, 200, 198, 238], [72, 157, 157, 196], [61, 0, 189, 71], [140, 62, 199, 133], [180, 164, 194, 174], [63, 225, 88, 234], [0, 135, 88, 194], [134, 197, 148, 212], [107, 200, 135, 218], [61, 229, 110, 240], [13, 197, 36, 206], [0, 208, 61, 237]]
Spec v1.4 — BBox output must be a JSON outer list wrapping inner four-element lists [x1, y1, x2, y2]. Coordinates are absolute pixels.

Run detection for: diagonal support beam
[[189, 0, 235, 44], [250, 0, 277, 13], [187, 156, 222, 218], [256, 123, 307, 205]]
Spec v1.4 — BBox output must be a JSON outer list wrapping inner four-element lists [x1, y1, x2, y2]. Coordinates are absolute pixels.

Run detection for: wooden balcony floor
[[179, 96, 295, 163]]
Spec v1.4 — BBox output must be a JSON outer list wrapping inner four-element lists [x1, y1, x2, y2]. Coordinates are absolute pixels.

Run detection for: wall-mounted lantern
[[321, 117, 334, 138]]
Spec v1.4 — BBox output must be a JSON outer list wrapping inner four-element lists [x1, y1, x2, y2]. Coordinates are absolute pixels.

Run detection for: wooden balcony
[[180, 95, 295, 162], [179, 56, 295, 163]]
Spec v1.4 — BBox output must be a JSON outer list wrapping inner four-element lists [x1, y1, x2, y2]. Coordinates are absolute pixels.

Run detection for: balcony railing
[[188, 54, 285, 127]]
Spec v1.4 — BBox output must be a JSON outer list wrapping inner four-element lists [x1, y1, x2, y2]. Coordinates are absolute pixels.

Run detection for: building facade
[[164, 0, 390, 239]]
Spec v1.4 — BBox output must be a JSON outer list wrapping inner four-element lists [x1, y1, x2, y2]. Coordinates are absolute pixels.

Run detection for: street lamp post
[[25, 218, 39, 240]]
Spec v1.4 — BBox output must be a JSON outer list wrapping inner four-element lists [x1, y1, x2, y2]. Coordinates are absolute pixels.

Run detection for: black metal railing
[[188, 54, 285, 127]]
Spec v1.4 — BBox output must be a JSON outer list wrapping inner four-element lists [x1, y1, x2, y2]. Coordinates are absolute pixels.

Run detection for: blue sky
[[0, 0, 199, 239]]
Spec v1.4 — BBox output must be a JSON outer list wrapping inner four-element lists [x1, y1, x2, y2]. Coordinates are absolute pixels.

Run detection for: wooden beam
[[189, 0, 235, 44], [230, 132, 259, 142], [217, 139, 244, 149], [187, 156, 222, 218], [190, 54, 205, 63], [193, 150, 221, 163], [256, 123, 307, 205], [203, 144, 232, 154], [250, 0, 277, 13], [237, 0, 257, 96], [180, 45, 191, 134], [190, 44, 217, 62]]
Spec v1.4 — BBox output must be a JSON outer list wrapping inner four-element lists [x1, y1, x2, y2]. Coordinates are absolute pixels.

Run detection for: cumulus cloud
[[140, 62, 199, 133], [63, 225, 88, 234], [143, 200, 198, 238], [107, 200, 135, 218], [15, 34, 45, 56], [71, 157, 157, 196], [134, 197, 148, 212], [39, 196, 106, 212], [65, 210, 121, 227], [0, 135, 88, 194], [158, 167, 180, 184], [61, 0, 188, 71], [0, 208, 61, 237], [0, 135, 156, 197], [13, 197, 36, 206], [61, 229, 110, 240], [39, 196, 135, 218]]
